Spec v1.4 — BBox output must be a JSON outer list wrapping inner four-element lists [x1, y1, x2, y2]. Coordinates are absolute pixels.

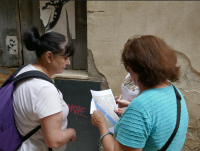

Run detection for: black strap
[[158, 85, 181, 151], [21, 125, 52, 151], [13, 70, 54, 85], [1, 65, 54, 88], [11, 64, 28, 77], [21, 125, 41, 142]]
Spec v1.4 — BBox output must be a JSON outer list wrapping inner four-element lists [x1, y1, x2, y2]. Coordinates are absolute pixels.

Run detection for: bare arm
[[91, 110, 142, 151], [40, 111, 76, 148]]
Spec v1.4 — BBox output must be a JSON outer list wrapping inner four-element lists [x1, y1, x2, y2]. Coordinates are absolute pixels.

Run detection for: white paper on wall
[[6, 36, 18, 56], [39, 1, 76, 39]]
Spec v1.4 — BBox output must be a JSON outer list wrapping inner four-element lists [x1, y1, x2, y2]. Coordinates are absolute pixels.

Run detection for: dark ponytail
[[22, 26, 74, 58], [22, 26, 40, 51]]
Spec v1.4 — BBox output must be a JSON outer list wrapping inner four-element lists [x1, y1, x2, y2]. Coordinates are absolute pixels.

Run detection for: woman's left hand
[[91, 109, 106, 128], [114, 108, 125, 116], [116, 99, 130, 108]]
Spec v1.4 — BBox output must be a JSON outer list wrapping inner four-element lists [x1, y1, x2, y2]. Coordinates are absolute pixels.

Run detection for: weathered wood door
[[0, 1, 22, 67], [0, 1, 87, 85], [0, 1, 43, 86], [19, 1, 43, 65]]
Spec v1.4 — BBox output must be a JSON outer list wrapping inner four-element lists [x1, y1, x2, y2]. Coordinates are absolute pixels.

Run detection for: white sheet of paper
[[6, 36, 18, 56], [90, 98, 97, 114], [90, 89, 117, 109], [90, 89, 119, 124]]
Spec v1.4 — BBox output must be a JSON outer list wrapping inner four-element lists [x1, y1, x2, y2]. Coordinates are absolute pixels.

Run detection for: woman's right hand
[[116, 99, 130, 108], [68, 128, 76, 142], [40, 111, 77, 148]]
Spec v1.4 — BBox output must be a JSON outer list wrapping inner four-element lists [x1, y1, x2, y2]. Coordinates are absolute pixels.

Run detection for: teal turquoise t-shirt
[[114, 84, 188, 151]]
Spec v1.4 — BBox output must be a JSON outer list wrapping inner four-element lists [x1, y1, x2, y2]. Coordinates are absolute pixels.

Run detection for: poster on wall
[[39, 0, 75, 39], [6, 36, 18, 56]]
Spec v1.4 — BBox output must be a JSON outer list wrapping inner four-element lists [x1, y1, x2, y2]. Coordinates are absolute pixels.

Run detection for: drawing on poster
[[41, 0, 70, 32], [40, 1, 75, 39], [6, 36, 18, 55]]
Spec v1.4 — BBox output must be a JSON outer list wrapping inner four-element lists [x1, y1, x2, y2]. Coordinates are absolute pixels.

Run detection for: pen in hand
[[119, 95, 122, 100], [115, 95, 121, 107]]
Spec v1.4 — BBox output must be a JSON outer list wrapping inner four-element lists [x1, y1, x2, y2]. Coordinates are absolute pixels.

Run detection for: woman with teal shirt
[[91, 35, 188, 151]]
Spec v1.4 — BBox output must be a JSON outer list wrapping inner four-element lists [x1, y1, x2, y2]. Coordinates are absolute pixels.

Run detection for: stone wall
[[175, 52, 200, 151]]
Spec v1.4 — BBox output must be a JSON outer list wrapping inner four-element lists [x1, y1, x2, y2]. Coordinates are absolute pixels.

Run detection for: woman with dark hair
[[91, 35, 188, 151], [13, 26, 76, 151]]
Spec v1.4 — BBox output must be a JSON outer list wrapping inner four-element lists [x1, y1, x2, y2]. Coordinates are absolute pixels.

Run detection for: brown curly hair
[[122, 35, 180, 87]]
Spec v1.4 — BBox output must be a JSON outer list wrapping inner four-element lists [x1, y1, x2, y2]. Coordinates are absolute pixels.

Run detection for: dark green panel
[[54, 79, 100, 151]]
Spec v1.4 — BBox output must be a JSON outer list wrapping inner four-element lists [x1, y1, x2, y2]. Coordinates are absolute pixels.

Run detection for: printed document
[[90, 89, 119, 133]]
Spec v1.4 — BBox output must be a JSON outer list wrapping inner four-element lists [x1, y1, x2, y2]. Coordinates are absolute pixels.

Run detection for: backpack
[[0, 65, 54, 151]]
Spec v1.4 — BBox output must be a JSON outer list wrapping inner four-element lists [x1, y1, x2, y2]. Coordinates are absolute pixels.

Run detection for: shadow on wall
[[173, 51, 200, 151]]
